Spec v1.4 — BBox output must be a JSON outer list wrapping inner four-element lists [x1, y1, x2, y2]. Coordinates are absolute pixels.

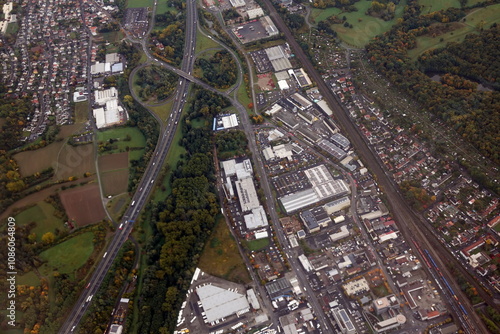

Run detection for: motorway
[[256, 0, 495, 332], [57, 0, 198, 332]]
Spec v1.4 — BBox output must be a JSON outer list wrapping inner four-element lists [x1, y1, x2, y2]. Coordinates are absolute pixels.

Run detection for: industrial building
[[244, 206, 269, 230], [331, 132, 351, 151], [300, 210, 320, 233], [265, 45, 292, 72], [280, 188, 319, 214], [235, 177, 260, 212], [265, 277, 292, 300], [276, 110, 299, 129], [213, 113, 239, 130], [289, 68, 312, 88], [221, 158, 253, 180], [94, 87, 118, 105], [229, 0, 246, 7], [324, 196, 351, 214], [196, 285, 250, 323], [305, 165, 350, 199], [261, 16, 279, 37], [246, 7, 264, 20], [317, 139, 347, 160]]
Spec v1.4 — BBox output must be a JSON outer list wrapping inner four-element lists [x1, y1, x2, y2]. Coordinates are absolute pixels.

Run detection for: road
[[57, 0, 198, 332], [256, 0, 496, 331]]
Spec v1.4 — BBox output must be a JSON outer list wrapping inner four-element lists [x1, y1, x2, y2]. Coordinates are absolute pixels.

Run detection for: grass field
[[15, 201, 64, 242], [5, 21, 18, 35], [54, 143, 96, 180], [99, 30, 125, 44], [156, 0, 178, 15], [198, 215, 251, 284], [418, 0, 484, 13], [101, 169, 129, 196], [39, 232, 95, 276], [74, 100, 89, 123], [107, 193, 131, 221], [127, 0, 154, 8], [196, 30, 221, 54], [408, 4, 500, 60], [310, 7, 341, 23], [149, 99, 174, 122], [17, 271, 41, 286], [246, 237, 269, 251], [310, 0, 407, 47], [14, 141, 65, 177], [237, 80, 252, 112], [97, 127, 146, 161]]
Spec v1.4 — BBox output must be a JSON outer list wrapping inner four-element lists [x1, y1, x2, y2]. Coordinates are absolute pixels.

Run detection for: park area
[[408, 3, 500, 60], [198, 216, 251, 284], [310, 0, 407, 47], [60, 184, 106, 226], [14, 201, 64, 242], [38, 232, 95, 276]]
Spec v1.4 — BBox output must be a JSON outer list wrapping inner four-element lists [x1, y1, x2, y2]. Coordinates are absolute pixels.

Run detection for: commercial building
[[330, 225, 350, 242], [305, 165, 350, 199], [229, 0, 246, 7], [108, 324, 123, 334], [300, 210, 320, 233], [317, 139, 347, 160], [298, 254, 313, 272], [373, 314, 407, 333], [196, 285, 250, 323], [331, 132, 351, 151], [247, 7, 264, 20], [331, 308, 355, 334], [265, 277, 292, 300], [244, 206, 269, 230], [235, 177, 260, 212], [289, 68, 312, 88], [221, 158, 253, 179]]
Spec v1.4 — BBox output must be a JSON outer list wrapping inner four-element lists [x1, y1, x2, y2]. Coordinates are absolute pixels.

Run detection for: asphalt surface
[[256, 0, 497, 332], [57, 0, 198, 332]]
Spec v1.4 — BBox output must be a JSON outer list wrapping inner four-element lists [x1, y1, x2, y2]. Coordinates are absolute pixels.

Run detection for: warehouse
[[244, 206, 269, 230], [331, 132, 351, 151], [317, 139, 347, 160], [280, 188, 319, 213], [265, 45, 292, 72], [197, 285, 250, 323], [235, 177, 260, 212], [324, 196, 351, 214], [94, 87, 118, 105]]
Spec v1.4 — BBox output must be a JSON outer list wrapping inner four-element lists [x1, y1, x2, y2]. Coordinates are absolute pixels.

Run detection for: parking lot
[[233, 20, 269, 44]]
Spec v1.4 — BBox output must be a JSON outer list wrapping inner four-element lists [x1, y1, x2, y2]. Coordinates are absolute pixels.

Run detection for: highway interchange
[[59, 0, 497, 332]]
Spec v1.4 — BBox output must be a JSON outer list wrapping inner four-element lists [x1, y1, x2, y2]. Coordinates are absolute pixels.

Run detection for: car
[[119, 223, 123, 230], [86, 283, 90, 289], [71, 326, 76, 331], [103, 252, 107, 258]]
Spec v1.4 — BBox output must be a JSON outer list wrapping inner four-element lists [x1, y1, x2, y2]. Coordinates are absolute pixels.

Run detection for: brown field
[[57, 124, 83, 139], [60, 184, 106, 226], [54, 143, 96, 180], [0, 177, 96, 220], [101, 169, 129, 196], [14, 141, 65, 177], [98, 152, 129, 172]]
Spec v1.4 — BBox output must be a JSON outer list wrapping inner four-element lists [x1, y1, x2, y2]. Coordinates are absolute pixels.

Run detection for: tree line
[[135, 87, 221, 333]]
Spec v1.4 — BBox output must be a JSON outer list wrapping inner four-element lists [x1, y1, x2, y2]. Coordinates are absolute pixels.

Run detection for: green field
[[17, 271, 41, 287], [198, 215, 251, 283], [237, 80, 252, 111], [310, 7, 341, 23], [5, 22, 18, 35], [97, 126, 146, 161], [247, 237, 270, 251], [155, 0, 177, 15], [15, 202, 65, 241], [149, 99, 174, 122], [127, 0, 154, 8], [408, 4, 500, 59], [311, 0, 407, 47], [74, 100, 89, 123], [196, 30, 221, 54], [39, 232, 95, 276], [99, 30, 125, 43]]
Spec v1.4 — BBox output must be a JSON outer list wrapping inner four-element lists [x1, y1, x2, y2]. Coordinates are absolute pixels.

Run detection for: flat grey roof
[[197, 285, 249, 323]]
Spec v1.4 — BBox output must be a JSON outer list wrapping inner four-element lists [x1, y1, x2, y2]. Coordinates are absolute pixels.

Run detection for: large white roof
[[197, 285, 249, 323]]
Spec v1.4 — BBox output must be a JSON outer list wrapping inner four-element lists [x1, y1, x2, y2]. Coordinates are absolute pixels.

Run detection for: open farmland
[[98, 152, 129, 171], [127, 0, 153, 8], [101, 169, 129, 196], [39, 232, 95, 275], [54, 143, 95, 180], [198, 216, 251, 284], [60, 184, 106, 226], [14, 201, 64, 242], [14, 141, 65, 176], [97, 126, 146, 162]]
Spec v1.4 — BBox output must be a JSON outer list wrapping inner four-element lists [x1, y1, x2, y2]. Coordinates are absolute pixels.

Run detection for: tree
[[41, 232, 55, 244]]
